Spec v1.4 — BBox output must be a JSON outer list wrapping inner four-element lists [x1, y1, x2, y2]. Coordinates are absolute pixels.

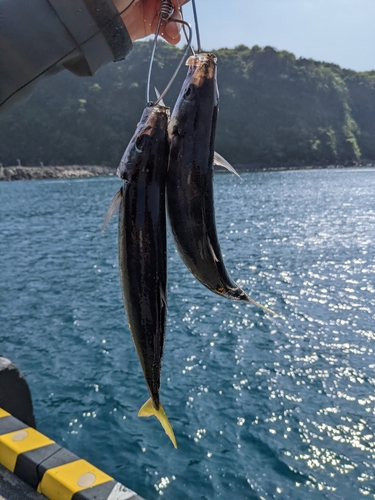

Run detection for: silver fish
[[105, 102, 177, 447], [167, 53, 275, 315]]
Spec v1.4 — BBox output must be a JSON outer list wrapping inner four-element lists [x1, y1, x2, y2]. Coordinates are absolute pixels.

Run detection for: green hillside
[[0, 42, 374, 167]]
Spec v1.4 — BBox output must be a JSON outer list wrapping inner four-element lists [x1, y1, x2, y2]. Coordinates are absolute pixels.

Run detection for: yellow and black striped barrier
[[0, 408, 144, 500]]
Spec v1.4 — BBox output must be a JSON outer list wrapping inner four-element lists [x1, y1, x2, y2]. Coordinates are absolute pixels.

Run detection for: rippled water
[[1, 169, 375, 499]]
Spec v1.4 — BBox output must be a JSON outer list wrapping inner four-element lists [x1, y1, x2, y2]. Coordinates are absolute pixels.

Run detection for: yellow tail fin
[[138, 398, 177, 449]]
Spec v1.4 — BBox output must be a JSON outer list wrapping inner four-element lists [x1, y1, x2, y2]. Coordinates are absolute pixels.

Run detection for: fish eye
[[183, 84, 195, 101], [135, 134, 149, 153]]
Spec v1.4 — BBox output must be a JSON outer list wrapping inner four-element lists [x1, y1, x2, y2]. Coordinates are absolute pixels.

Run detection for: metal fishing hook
[[146, 0, 175, 103], [146, 2, 193, 106], [180, 0, 201, 55], [191, 0, 202, 53], [181, 13, 196, 56], [159, 0, 175, 19], [153, 18, 193, 105]]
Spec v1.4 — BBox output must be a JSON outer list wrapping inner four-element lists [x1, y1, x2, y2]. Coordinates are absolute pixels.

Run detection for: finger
[[176, 0, 190, 6], [161, 3, 183, 43], [164, 22, 181, 43], [159, 24, 181, 44], [162, 30, 181, 44]]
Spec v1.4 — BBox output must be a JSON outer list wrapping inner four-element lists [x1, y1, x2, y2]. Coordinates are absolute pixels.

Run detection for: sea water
[[0, 169, 374, 499]]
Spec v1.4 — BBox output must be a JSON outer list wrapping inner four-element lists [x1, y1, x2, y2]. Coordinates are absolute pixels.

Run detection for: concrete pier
[[0, 359, 145, 500], [0, 463, 45, 500]]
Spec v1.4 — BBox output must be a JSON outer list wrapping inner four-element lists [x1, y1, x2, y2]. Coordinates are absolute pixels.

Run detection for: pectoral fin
[[160, 283, 168, 311], [138, 398, 177, 449], [102, 187, 123, 232], [207, 235, 219, 263], [214, 152, 242, 179]]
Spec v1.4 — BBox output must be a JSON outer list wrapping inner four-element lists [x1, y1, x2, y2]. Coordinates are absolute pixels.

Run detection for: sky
[[179, 0, 375, 72]]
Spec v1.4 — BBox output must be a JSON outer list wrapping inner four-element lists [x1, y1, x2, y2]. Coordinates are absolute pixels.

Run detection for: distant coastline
[[1, 45, 375, 171], [228, 160, 375, 173], [1, 161, 374, 181], [0, 165, 116, 181]]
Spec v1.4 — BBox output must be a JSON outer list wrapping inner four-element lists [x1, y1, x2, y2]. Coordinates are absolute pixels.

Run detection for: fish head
[[117, 103, 170, 181], [185, 53, 218, 90], [169, 53, 218, 136]]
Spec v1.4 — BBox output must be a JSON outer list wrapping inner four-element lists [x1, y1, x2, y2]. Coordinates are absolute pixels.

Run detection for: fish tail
[[138, 398, 177, 449], [246, 296, 279, 317]]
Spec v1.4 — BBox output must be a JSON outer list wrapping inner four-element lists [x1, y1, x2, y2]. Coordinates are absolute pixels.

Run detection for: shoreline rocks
[[0, 165, 116, 181], [1, 162, 374, 181]]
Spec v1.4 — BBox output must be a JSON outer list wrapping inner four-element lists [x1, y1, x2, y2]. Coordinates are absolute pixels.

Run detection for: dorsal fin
[[214, 152, 242, 179], [154, 87, 166, 107]]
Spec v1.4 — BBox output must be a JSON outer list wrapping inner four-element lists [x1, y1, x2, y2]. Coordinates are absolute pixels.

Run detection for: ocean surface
[[1, 169, 374, 499]]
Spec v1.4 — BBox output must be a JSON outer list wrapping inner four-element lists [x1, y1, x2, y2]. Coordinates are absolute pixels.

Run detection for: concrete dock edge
[[0, 408, 145, 500]]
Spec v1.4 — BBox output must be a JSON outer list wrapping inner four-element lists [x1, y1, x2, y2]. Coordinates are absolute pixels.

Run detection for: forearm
[[0, 0, 132, 113]]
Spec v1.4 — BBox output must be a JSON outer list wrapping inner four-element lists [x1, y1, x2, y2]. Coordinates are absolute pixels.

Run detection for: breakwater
[[1, 161, 374, 181], [0, 165, 116, 181]]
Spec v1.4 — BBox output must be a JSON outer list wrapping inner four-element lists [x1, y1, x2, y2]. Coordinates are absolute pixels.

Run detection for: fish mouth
[[186, 53, 217, 66], [141, 104, 170, 130], [185, 53, 217, 83], [182, 53, 218, 104], [131, 105, 170, 146], [116, 103, 169, 179]]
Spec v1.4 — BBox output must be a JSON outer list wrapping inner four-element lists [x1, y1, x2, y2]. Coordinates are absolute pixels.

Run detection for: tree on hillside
[[0, 43, 374, 167]]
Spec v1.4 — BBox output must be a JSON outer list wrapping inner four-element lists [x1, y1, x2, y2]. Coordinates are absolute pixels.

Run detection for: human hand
[[115, 0, 190, 45]]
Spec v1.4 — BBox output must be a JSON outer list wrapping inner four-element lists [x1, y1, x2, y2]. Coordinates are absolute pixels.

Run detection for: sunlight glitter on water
[[1, 170, 375, 499]]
